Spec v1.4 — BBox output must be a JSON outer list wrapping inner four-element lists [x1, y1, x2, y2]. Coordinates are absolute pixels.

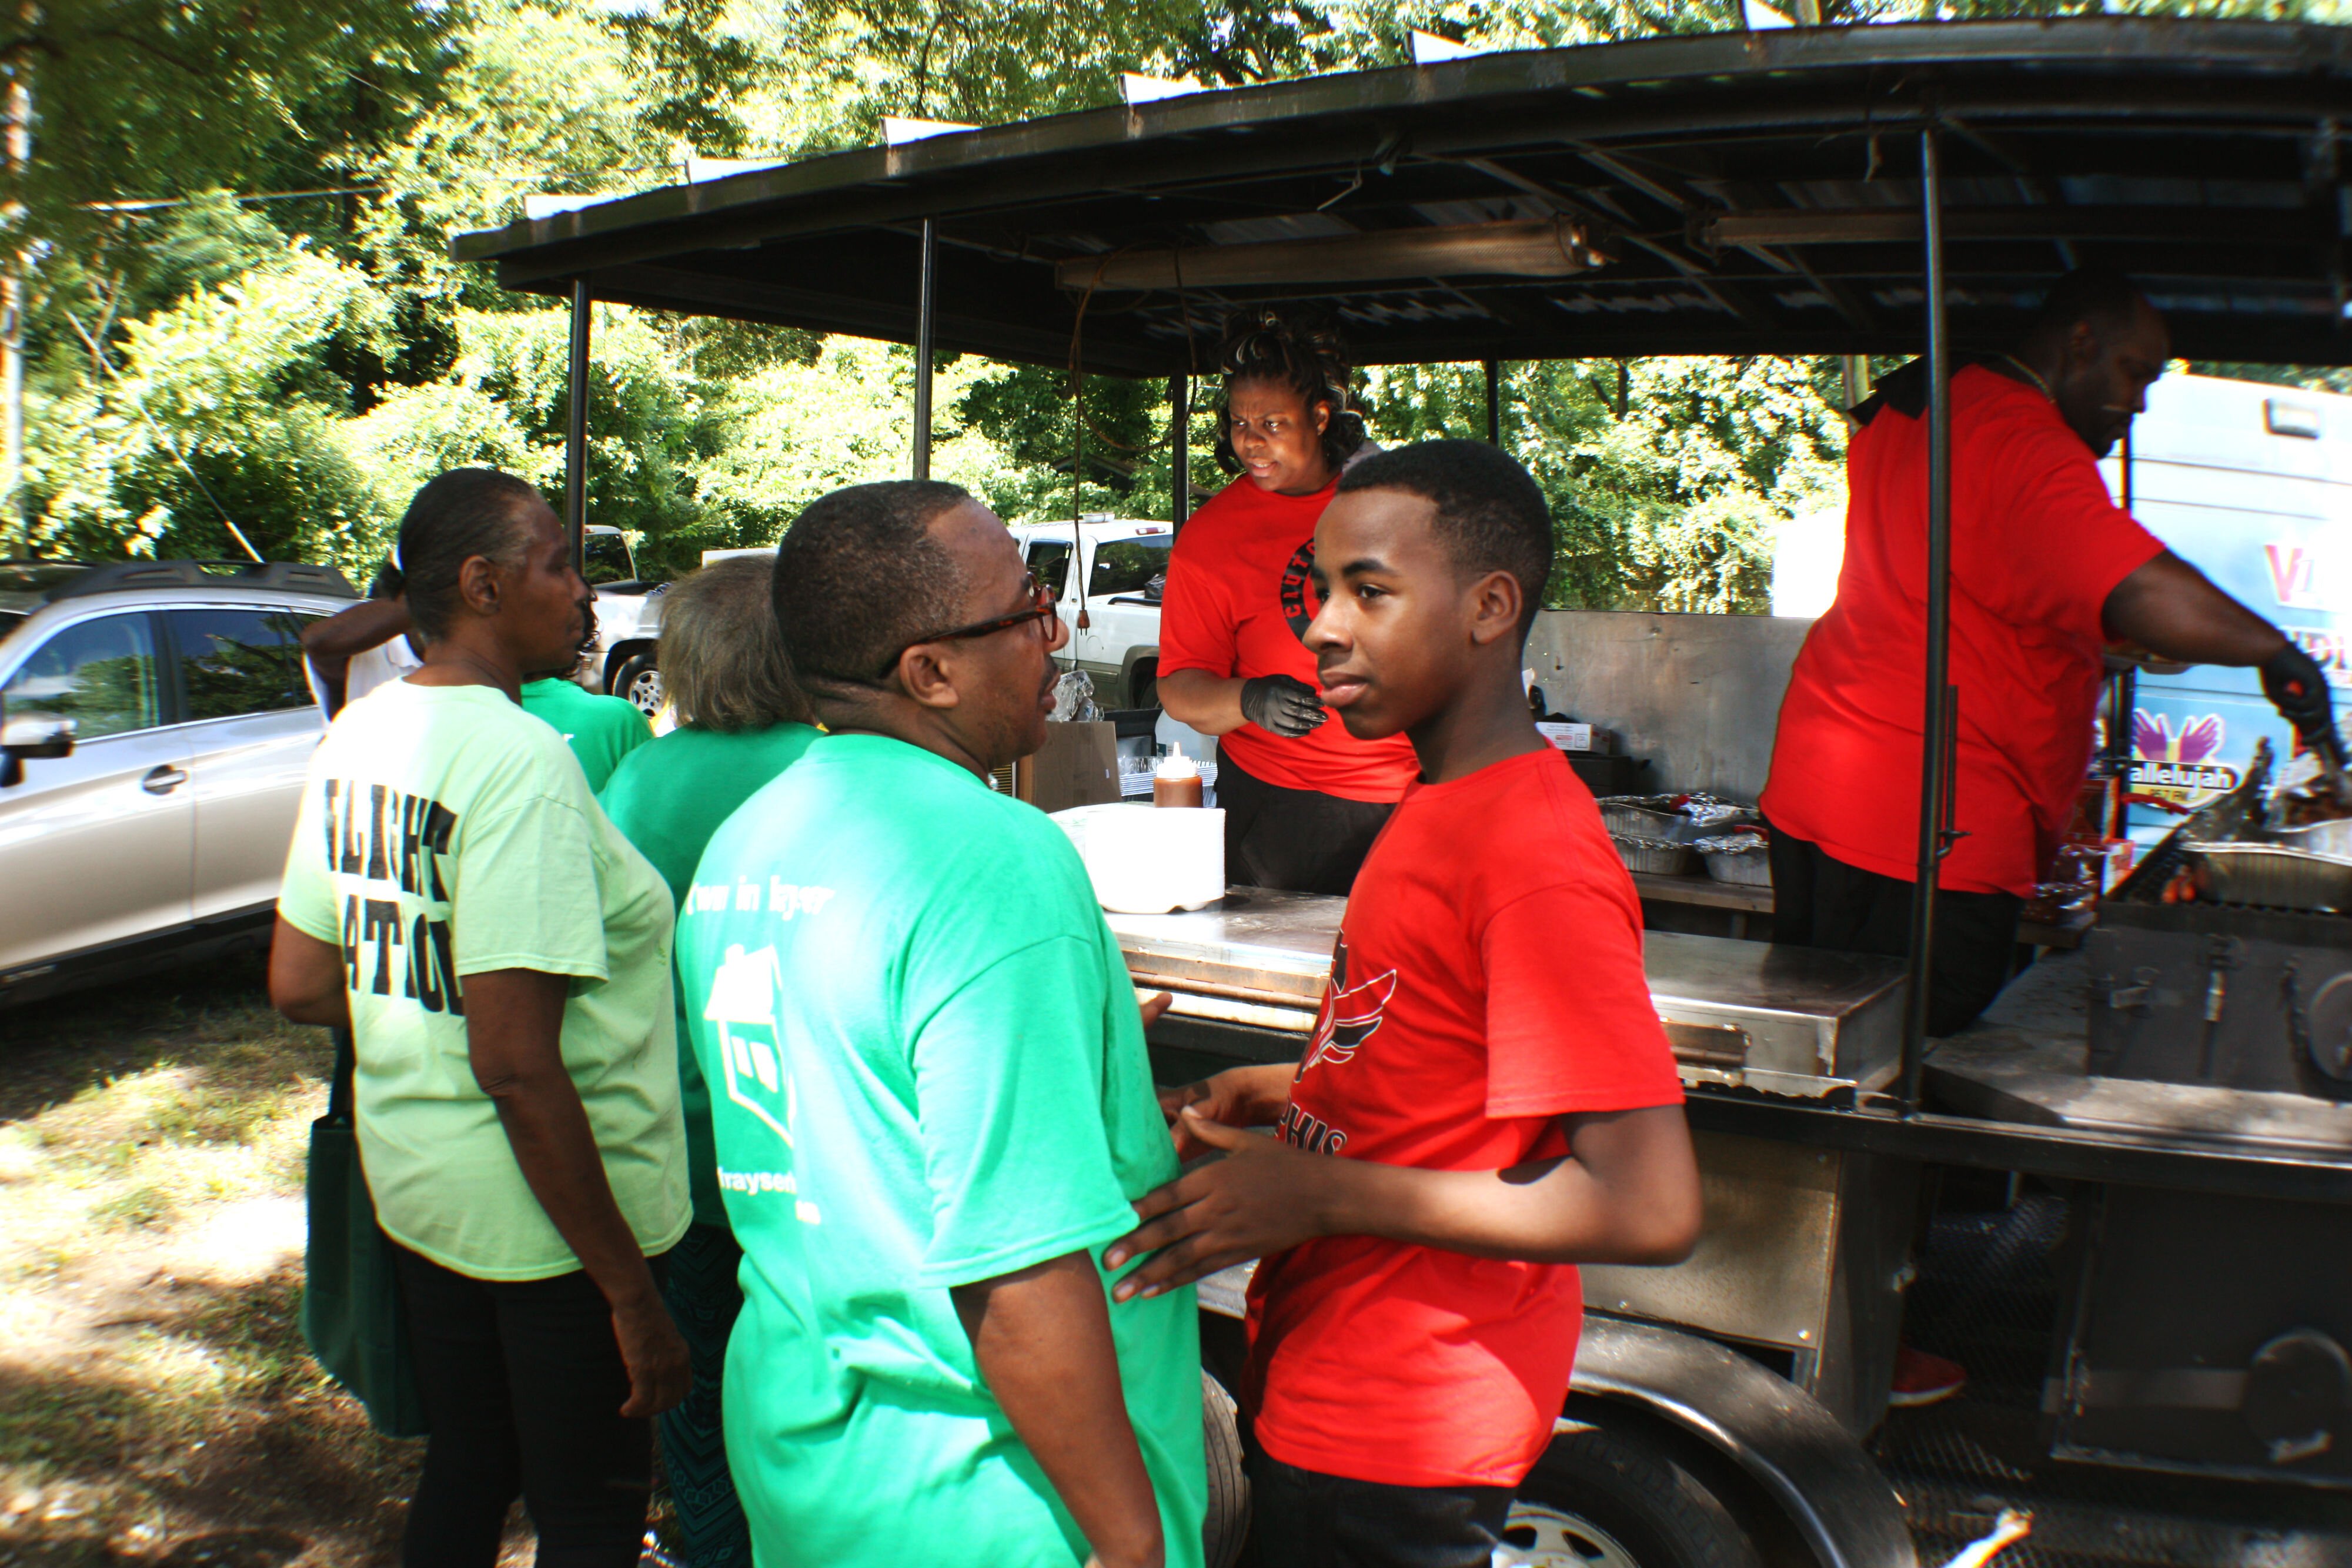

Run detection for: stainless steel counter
[[1106, 888, 1907, 1099]]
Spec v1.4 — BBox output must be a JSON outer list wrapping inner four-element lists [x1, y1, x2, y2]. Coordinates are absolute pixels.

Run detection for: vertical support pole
[[913, 218, 936, 481], [1842, 353, 1870, 415], [1171, 373, 1191, 529], [1899, 126, 1953, 1113], [1484, 359, 1502, 445], [4, 14, 29, 560], [563, 279, 592, 574]]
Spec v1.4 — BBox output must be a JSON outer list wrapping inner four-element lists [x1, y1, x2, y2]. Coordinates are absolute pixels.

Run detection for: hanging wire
[[61, 306, 266, 563]]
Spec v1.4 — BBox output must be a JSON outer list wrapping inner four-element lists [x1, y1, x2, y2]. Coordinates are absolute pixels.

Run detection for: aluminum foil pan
[[1699, 846, 1773, 887], [2271, 815, 2352, 861], [1599, 801, 1683, 840], [2189, 842, 2352, 912], [1612, 834, 1696, 875]]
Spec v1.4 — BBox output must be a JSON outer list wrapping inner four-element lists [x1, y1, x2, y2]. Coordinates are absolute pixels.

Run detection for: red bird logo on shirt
[[1299, 936, 1397, 1078]]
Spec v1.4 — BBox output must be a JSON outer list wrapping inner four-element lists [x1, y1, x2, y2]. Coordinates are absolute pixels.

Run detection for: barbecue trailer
[[455, 22, 2352, 1567]]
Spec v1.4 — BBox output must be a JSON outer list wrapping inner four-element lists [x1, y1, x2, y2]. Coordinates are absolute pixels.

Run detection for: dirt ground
[[0, 955, 428, 1567]]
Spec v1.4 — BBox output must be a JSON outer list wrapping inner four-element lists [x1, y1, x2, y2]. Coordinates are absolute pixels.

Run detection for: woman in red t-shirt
[[1158, 310, 1419, 893]]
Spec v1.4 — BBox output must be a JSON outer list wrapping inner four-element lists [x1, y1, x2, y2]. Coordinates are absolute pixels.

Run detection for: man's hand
[[1106, 1111, 1332, 1300], [611, 1291, 692, 1417], [1238, 674, 1327, 738], [1135, 989, 1172, 1029], [2263, 641, 2350, 769]]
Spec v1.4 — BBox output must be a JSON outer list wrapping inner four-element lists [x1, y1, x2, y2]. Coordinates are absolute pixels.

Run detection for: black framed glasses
[[867, 574, 1060, 681]]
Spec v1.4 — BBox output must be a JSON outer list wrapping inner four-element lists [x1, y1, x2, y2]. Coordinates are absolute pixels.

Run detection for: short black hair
[[771, 480, 975, 685], [1335, 440, 1552, 635], [2024, 268, 2149, 345], [386, 469, 547, 640]]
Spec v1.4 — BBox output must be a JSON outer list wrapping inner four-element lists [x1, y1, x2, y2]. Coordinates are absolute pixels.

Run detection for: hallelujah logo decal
[[2127, 709, 2238, 810]]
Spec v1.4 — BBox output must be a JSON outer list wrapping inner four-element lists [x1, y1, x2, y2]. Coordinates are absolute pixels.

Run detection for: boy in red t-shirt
[[1105, 439, 1701, 1566]]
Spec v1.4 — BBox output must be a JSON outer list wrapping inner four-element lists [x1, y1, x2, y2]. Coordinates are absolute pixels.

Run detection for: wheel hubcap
[[1495, 1501, 1643, 1568], [627, 670, 663, 715]]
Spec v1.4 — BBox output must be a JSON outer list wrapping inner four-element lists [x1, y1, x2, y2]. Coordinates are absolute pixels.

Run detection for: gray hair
[[658, 556, 813, 732]]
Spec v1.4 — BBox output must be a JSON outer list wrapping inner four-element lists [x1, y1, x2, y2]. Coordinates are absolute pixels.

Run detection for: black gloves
[[2261, 640, 2348, 768], [1239, 674, 1328, 738]]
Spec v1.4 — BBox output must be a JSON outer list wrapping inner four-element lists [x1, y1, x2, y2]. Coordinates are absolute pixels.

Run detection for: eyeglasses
[[863, 574, 1060, 682]]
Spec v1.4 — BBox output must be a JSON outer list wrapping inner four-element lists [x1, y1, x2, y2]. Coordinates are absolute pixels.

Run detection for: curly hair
[[1212, 307, 1368, 477]]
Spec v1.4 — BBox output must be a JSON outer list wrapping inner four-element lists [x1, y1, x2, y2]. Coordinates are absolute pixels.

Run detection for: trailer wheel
[[1201, 1369, 1248, 1568], [614, 653, 663, 717], [1503, 1422, 1763, 1568]]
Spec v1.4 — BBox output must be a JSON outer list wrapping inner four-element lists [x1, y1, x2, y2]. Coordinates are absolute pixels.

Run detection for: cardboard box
[[1537, 721, 1612, 753], [1017, 720, 1123, 814]]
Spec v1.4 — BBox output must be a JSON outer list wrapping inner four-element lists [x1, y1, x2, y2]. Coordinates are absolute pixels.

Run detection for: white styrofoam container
[[1051, 804, 1227, 914]]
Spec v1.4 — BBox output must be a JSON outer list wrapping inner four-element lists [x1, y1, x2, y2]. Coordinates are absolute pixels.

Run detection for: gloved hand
[[2261, 640, 2348, 768], [1238, 674, 1328, 738]]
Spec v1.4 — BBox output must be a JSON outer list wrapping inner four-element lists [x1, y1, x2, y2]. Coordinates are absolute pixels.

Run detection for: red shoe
[[1889, 1345, 1967, 1407]]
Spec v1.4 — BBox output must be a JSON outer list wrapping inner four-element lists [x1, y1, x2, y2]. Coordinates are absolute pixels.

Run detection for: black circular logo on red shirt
[[1279, 541, 1322, 642]]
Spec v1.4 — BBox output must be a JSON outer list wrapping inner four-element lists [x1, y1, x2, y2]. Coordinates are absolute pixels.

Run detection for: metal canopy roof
[[452, 18, 2352, 372]]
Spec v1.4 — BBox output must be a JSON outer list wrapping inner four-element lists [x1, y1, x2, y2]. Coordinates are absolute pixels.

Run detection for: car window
[[2, 613, 162, 740], [169, 608, 318, 721], [1027, 540, 1074, 599], [583, 532, 634, 586], [1089, 539, 1173, 600]]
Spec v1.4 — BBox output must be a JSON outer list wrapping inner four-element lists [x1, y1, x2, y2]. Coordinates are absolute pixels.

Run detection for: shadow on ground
[[0, 953, 293, 1127]]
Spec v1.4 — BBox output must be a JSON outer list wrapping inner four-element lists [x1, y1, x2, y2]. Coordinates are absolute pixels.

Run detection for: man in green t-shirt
[[675, 481, 1204, 1568], [522, 674, 652, 791]]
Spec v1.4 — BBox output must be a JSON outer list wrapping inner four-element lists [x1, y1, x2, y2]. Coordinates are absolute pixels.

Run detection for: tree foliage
[[17, 0, 2327, 601]]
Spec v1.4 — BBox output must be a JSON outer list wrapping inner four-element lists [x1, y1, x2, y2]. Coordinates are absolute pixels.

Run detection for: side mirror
[[1, 713, 75, 787]]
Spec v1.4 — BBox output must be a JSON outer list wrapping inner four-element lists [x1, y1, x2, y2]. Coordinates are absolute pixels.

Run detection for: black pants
[[1244, 1447, 1512, 1568], [390, 1238, 667, 1568], [1766, 822, 2023, 1037], [1217, 750, 1396, 895]]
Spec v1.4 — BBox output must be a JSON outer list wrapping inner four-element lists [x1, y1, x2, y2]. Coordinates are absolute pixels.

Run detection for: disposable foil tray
[[1613, 834, 1696, 876], [2189, 842, 2352, 913]]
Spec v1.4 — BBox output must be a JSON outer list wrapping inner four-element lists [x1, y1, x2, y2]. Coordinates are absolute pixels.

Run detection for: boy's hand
[[1105, 1110, 1332, 1299], [1155, 1064, 1291, 1159]]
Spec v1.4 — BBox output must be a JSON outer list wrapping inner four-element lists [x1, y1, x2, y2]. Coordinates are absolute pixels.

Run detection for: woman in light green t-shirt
[[599, 554, 818, 1568], [270, 469, 690, 1568]]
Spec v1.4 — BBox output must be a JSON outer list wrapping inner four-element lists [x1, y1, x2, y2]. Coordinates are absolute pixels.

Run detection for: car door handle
[[142, 765, 188, 794]]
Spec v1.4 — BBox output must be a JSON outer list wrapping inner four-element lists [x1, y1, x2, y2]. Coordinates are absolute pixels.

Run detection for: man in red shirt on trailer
[[1109, 441, 1700, 1568], [1763, 269, 2345, 1040]]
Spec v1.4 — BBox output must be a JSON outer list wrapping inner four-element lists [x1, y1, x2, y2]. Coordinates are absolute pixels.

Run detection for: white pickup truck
[[1008, 514, 1175, 710], [579, 524, 667, 714]]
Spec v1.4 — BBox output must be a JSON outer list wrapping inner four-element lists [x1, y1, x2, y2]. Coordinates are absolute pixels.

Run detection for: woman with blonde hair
[[599, 553, 818, 1568]]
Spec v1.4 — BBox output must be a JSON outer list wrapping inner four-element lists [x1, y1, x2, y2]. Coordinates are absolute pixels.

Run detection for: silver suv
[[0, 559, 358, 1007]]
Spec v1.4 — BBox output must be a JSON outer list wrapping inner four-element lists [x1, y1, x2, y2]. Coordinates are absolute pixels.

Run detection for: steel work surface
[[1109, 888, 1906, 1095], [1927, 951, 2352, 1156]]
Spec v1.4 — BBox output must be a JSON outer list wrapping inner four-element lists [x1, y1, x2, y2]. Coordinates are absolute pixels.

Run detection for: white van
[[1008, 514, 1177, 710]]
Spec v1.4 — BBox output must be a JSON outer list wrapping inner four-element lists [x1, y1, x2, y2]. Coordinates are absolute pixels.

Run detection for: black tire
[[1502, 1421, 1763, 1568], [614, 652, 663, 717], [1131, 660, 1159, 712], [1202, 1369, 1250, 1568]]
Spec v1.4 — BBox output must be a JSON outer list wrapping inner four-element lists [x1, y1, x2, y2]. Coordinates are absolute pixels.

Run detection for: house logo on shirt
[[703, 942, 821, 1225], [1298, 935, 1396, 1079]]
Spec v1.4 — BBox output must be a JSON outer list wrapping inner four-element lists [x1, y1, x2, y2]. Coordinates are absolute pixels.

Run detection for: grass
[[0, 955, 422, 1567]]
